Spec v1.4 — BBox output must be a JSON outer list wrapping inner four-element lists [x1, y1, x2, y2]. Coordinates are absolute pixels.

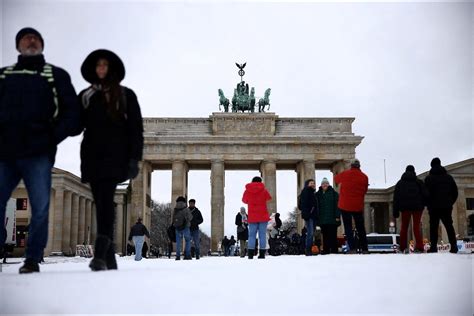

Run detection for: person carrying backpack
[[172, 196, 193, 260], [393, 165, 428, 253]]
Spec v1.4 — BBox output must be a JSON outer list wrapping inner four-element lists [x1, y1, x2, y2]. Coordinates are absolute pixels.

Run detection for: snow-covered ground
[[0, 254, 472, 316]]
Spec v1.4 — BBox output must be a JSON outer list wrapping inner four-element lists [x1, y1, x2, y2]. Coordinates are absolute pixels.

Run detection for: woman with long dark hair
[[78, 49, 143, 271]]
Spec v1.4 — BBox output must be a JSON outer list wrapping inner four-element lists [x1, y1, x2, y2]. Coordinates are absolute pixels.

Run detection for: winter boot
[[305, 247, 312, 256], [258, 249, 266, 259], [175, 256, 181, 260], [183, 255, 192, 260], [106, 243, 118, 270], [247, 249, 255, 259], [450, 244, 458, 254], [89, 235, 111, 271], [19, 258, 40, 274]]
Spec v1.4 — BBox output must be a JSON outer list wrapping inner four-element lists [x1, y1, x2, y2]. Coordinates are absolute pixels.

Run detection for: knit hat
[[405, 165, 415, 173], [240, 207, 246, 212], [351, 159, 361, 168], [16, 27, 44, 50], [431, 157, 441, 168], [176, 196, 186, 203], [321, 177, 330, 185]]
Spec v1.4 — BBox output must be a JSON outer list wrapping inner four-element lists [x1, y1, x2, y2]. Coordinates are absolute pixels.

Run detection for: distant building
[[12, 168, 130, 257], [365, 158, 474, 242]]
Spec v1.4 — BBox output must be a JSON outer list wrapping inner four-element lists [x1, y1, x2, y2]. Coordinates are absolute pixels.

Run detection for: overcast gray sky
[[1, 0, 472, 236]]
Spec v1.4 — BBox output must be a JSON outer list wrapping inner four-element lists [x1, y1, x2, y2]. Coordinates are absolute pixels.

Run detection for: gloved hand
[[127, 159, 139, 180], [393, 210, 399, 219]]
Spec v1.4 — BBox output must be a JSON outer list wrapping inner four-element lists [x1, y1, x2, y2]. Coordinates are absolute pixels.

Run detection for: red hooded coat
[[242, 182, 272, 223], [334, 167, 369, 212]]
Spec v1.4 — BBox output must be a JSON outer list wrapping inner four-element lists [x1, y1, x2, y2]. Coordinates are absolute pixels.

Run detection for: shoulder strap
[[40, 64, 59, 119], [0, 63, 59, 120]]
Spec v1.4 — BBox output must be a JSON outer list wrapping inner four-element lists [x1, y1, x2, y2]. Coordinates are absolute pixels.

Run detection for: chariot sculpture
[[218, 63, 271, 113]]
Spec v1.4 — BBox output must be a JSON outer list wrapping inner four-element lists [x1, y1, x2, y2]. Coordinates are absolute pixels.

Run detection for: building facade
[[364, 158, 474, 242]]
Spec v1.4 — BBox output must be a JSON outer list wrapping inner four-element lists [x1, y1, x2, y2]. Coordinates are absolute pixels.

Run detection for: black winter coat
[[235, 213, 249, 240], [393, 171, 428, 217], [189, 207, 204, 231], [78, 86, 143, 183], [425, 166, 458, 210], [128, 222, 150, 240], [0, 54, 80, 160], [300, 181, 318, 221]]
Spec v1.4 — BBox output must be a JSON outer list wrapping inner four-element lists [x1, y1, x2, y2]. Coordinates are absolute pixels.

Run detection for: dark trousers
[[341, 210, 368, 251], [429, 208, 457, 250], [90, 180, 118, 241], [321, 224, 338, 253]]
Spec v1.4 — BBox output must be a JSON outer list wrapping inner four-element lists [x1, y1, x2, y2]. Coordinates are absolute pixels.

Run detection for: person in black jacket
[[128, 218, 150, 261], [299, 179, 319, 256], [78, 49, 144, 270], [0, 28, 80, 274], [425, 158, 459, 253], [188, 199, 203, 259], [235, 207, 249, 257], [393, 165, 428, 253]]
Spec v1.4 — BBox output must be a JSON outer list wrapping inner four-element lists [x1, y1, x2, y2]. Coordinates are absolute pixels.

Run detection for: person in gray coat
[[172, 196, 193, 260]]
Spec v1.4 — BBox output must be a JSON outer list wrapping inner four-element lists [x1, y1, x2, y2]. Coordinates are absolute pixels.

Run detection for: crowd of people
[[0, 27, 462, 274]]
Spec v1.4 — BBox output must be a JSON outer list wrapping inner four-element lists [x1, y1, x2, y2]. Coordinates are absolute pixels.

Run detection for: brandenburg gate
[[130, 112, 363, 250]]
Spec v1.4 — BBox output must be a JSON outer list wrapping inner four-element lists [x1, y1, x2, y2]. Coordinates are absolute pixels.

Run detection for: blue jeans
[[0, 155, 52, 262], [133, 235, 145, 261], [190, 228, 200, 257], [248, 222, 268, 250], [304, 219, 314, 249], [176, 227, 191, 257]]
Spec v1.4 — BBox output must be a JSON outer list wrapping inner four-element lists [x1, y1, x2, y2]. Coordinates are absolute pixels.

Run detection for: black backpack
[[173, 209, 187, 230]]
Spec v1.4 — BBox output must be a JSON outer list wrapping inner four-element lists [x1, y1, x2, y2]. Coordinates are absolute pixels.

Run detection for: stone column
[[70, 194, 79, 255], [130, 161, 153, 228], [115, 198, 124, 255], [295, 160, 316, 233], [44, 190, 56, 256], [91, 202, 97, 243], [364, 202, 372, 234], [171, 160, 188, 205], [261, 160, 277, 213], [211, 160, 225, 251], [456, 188, 467, 237], [85, 199, 92, 244], [78, 197, 86, 245], [61, 191, 73, 255], [421, 207, 430, 242], [52, 188, 64, 253]]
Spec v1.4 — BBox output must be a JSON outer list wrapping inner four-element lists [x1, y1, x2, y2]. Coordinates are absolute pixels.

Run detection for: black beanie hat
[[16, 27, 44, 50], [431, 158, 441, 168], [176, 196, 186, 203], [405, 165, 415, 173]]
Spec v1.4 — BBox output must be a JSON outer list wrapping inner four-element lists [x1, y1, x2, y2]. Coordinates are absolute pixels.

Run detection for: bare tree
[[150, 200, 212, 256], [282, 207, 299, 235]]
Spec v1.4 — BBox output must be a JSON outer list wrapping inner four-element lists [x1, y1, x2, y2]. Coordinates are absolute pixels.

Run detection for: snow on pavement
[[0, 254, 472, 315]]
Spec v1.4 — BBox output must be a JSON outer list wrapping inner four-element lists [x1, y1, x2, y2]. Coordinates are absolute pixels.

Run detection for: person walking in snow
[[299, 179, 319, 256], [0, 27, 81, 274], [172, 196, 193, 260], [242, 176, 272, 259], [128, 217, 150, 261], [188, 199, 204, 259], [316, 178, 341, 254], [235, 207, 249, 258], [78, 49, 143, 270]]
